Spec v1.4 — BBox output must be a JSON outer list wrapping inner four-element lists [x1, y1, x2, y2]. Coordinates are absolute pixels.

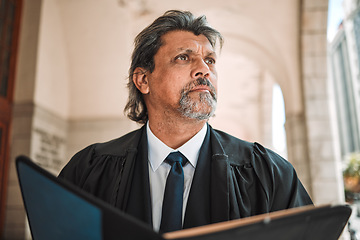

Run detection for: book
[[16, 155, 352, 240]]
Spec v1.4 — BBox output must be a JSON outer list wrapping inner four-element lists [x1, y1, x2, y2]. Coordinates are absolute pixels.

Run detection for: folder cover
[[16, 155, 352, 240]]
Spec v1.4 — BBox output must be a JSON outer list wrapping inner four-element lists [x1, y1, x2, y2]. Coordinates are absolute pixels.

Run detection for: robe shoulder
[[211, 128, 313, 212], [58, 127, 143, 188]]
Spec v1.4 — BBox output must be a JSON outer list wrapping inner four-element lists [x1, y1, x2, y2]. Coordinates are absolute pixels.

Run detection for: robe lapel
[[209, 126, 231, 223], [114, 126, 144, 211], [124, 127, 153, 226], [183, 127, 212, 229], [210, 154, 230, 223], [183, 124, 231, 228]]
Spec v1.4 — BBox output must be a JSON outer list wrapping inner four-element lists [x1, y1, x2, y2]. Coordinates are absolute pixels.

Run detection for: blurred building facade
[[0, 0, 351, 239], [329, 0, 360, 158]]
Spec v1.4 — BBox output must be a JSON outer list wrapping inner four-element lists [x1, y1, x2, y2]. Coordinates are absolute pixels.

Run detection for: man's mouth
[[183, 77, 217, 100], [189, 86, 211, 93]]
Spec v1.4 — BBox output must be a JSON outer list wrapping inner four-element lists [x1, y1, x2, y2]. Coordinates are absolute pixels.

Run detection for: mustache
[[181, 78, 217, 100]]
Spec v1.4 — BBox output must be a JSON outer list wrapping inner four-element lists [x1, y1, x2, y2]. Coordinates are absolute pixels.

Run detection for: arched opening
[[272, 84, 287, 159]]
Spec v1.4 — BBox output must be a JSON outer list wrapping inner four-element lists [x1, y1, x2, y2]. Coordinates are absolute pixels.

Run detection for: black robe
[[58, 124, 312, 229]]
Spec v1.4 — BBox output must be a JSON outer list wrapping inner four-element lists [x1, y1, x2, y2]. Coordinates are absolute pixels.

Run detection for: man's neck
[[148, 118, 207, 149]]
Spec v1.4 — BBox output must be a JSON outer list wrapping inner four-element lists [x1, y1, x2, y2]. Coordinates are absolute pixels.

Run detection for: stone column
[[285, 113, 313, 195], [300, 0, 345, 204]]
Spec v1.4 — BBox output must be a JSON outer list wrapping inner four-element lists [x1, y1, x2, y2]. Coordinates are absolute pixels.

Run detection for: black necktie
[[160, 151, 187, 233]]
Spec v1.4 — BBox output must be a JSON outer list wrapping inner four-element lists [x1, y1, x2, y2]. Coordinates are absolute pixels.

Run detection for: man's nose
[[191, 58, 210, 78]]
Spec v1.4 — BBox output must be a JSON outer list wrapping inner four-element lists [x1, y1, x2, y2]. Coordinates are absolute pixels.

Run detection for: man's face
[[143, 30, 218, 121]]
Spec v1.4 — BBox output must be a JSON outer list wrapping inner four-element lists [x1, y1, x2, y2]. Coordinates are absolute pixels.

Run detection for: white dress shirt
[[147, 122, 207, 232]]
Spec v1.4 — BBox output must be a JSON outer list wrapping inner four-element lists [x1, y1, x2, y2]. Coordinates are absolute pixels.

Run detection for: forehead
[[159, 30, 215, 54]]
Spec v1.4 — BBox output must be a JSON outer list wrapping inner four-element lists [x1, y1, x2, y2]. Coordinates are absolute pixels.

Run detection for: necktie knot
[[166, 151, 187, 167]]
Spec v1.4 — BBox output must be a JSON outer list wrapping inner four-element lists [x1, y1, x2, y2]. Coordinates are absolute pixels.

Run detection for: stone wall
[[4, 103, 68, 239], [301, 0, 345, 204]]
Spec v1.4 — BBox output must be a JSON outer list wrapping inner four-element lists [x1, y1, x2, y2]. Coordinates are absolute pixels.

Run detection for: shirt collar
[[147, 122, 207, 172]]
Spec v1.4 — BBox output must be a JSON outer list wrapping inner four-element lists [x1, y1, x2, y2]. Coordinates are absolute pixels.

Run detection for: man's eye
[[205, 58, 216, 65], [175, 55, 189, 61]]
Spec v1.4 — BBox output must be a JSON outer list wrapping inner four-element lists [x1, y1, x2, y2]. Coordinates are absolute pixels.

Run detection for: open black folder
[[16, 155, 352, 240]]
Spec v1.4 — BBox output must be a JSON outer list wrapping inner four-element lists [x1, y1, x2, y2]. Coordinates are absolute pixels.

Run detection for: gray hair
[[124, 10, 224, 124]]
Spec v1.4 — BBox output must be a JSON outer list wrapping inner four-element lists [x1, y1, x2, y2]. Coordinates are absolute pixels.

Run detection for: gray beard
[[178, 78, 217, 120]]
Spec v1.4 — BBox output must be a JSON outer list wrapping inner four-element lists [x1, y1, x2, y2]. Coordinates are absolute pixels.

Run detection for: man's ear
[[132, 67, 149, 94]]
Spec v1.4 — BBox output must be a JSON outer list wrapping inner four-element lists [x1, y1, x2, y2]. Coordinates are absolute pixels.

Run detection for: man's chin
[[178, 92, 217, 120], [184, 113, 212, 121], [180, 105, 216, 120]]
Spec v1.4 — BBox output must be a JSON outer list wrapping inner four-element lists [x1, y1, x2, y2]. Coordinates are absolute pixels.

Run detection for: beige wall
[[58, 0, 133, 120], [35, 0, 70, 119]]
